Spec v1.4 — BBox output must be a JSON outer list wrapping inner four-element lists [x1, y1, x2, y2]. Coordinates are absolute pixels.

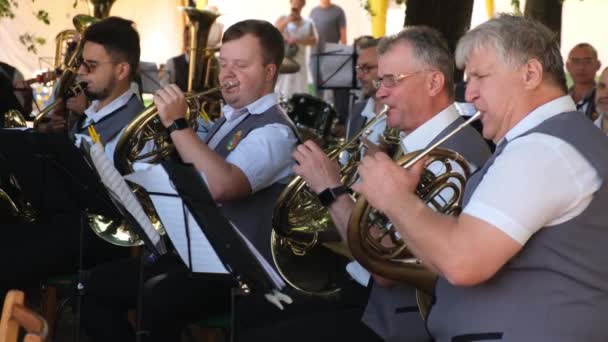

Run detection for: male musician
[[81, 19, 299, 342], [287, 26, 491, 342], [593, 66, 608, 133], [0, 16, 142, 303], [355, 14, 608, 340], [344, 36, 384, 142]]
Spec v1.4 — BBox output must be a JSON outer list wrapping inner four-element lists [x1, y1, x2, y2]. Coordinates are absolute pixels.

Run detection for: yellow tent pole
[[485, 0, 494, 18], [369, 0, 389, 38], [196, 0, 208, 9]]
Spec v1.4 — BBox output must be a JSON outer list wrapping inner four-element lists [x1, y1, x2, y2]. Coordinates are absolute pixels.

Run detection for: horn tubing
[[327, 104, 390, 160], [403, 111, 481, 169]]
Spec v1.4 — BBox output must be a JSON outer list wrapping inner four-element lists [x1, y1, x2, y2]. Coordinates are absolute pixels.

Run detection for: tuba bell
[[88, 83, 233, 247], [271, 106, 391, 296]]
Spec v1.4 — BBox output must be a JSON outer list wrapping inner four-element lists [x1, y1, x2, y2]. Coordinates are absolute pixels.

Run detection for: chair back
[[0, 290, 48, 342]]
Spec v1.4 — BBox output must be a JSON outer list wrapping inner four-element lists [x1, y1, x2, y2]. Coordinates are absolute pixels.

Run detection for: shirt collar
[[84, 88, 136, 123], [360, 98, 376, 120], [222, 93, 278, 122], [504, 95, 576, 143], [400, 104, 460, 152]]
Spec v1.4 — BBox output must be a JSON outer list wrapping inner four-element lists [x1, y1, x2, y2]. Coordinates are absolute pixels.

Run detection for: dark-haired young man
[[0, 16, 143, 303], [81, 19, 299, 342]]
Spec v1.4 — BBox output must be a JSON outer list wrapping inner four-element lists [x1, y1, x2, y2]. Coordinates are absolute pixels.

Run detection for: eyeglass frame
[[355, 64, 378, 74], [78, 58, 121, 73], [372, 70, 431, 89]]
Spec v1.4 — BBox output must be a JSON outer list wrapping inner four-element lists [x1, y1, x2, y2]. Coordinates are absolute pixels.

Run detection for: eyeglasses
[[78, 58, 119, 73], [355, 64, 377, 74], [372, 71, 423, 89]]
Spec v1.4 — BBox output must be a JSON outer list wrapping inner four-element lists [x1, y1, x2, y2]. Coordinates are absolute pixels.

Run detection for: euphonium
[[33, 14, 98, 129], [271, 106, 391, 296], [347, 112, 481, 315], [88, 82, 234, 247]]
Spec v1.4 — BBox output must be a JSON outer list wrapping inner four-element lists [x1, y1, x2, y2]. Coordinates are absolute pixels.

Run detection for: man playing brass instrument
[[293, 27, 490, 342], [81, 19, 299, 342], [0, 16, 143, 303], [355, 14, 608, 340]]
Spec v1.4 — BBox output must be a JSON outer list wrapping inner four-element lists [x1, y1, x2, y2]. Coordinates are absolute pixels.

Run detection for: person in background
[[274, 0, 318, 99], [566, 42, 601, 119], [309, 0, 349, 123]]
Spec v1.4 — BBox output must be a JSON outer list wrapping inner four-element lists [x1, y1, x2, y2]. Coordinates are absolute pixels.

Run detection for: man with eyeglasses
[[340, 36, 384, 144], [0, 16, 142, 306], [566, 43, 601, 121], [292, 26, 490, 342]]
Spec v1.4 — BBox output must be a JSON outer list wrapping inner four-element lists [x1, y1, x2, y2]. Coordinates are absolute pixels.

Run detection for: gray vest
[[427, 111, 608, 341], [205, 104, 297, 262], [70, 94, 144, 145], [363, 116, 491, 342]]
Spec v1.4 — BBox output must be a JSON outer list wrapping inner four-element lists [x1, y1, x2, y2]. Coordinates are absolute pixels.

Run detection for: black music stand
[[161, 160, 284, 294], [159, 160, 289, 342], [312, 44, 357, 90]]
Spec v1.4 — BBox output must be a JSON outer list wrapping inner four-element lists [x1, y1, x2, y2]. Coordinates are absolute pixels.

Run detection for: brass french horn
[[347, 112, 481, 315], [88, 82, 234, 247], [271, 106, 391, 296]]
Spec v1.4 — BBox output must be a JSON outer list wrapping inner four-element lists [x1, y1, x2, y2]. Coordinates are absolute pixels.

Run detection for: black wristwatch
[[167, 118, 189, 134], [317, 185, 349, 207]]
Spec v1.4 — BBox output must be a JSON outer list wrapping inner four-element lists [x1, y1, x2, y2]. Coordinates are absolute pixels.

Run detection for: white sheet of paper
[[126, 163, 228, 274]]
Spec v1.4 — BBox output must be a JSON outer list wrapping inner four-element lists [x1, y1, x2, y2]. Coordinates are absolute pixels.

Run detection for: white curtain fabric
[[0, 0, 183, 78]]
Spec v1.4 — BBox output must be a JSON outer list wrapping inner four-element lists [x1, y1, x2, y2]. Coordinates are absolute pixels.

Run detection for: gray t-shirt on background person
[[309, 4, 346, 54]]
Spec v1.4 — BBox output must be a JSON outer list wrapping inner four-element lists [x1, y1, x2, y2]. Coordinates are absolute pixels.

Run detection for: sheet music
[[88, 143, 165, 253], [125, 163, 228, 274]]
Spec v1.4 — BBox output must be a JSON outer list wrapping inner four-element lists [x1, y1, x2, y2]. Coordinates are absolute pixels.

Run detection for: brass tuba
[[181, 7, 222, 122], [181, 7, 220, 92], [271, 106, 391, 296], [87, 0, 116, 19], [88, 83, 233, 247], [347, 112, 481, 315]]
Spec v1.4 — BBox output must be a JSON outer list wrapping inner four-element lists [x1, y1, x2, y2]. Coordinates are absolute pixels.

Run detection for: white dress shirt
[[463, 96, 601, 245], [74, 88, 138, 160], [207, 93, 298, 193]]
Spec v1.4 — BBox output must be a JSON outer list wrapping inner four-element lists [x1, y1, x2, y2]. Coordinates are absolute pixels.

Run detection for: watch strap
[[317, 185, 349, 207], [167, 118, 189, 134]]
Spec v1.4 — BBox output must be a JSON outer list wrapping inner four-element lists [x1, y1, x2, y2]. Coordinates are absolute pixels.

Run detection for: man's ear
[[522, 58, 543, 90], [427, 70, 445, 97], [266, 63, 277, 82], [116, 62, 131, 82]]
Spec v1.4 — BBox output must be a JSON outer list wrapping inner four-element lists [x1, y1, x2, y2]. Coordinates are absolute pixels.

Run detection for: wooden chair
[[0, 290, 48, 342]]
